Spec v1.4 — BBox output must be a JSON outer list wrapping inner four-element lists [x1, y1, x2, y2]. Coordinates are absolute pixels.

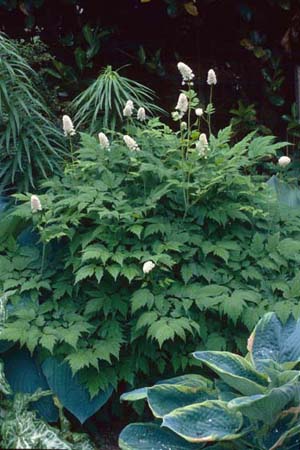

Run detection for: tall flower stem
[[208, 85, 213, 136], [69, 135, 74, 166]]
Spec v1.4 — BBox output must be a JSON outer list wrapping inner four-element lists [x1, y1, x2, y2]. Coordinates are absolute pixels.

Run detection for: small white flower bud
[[30, 195, 42, 213], [175, 93, 188, 116], [123, 100, 134, 118], [98, 132, 110, 150], [123, 135, 140, 151], [181, 121, 187, 130], [143, 261, 155, 274], [195, 108, 203, 117], [137, 107, 146, 121], [62, 115, 76, 136], [278, 156, 291, 167], [177, 62, 195, 84], [207, 69, 217, 86]]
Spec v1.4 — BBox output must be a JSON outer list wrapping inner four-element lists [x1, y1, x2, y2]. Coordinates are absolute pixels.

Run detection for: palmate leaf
[[162, 400, 243, 443]]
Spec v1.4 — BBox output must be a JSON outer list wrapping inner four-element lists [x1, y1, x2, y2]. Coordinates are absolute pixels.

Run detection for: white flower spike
[[62, 115, 76, 136], [123, 135, 140, 151], [175, 93, 188, 116], [98, 132, 110, 150], [177, 62, 195, 85], [195, 108, 203, 117], [137, 107, 146, 121], [278, 156, 291, 167], [196, 133, 209, 157], [123, 100, 134, 118], [31, 195, 42, 213], [207, 69, 217, 86], [143, 261, 155, 274]]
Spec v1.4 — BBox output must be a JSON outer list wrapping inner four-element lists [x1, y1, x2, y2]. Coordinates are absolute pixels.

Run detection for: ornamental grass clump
[[0, 61, 296, 405]]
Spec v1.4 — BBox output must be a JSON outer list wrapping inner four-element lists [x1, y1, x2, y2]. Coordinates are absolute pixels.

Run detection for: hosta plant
[[119, 312, 300, 450]]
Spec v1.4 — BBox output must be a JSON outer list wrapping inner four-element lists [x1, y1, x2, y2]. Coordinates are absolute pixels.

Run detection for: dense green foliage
[[120, 312, 300, 449], [0, 34, 67, 193], [0, 90, 298, 398]]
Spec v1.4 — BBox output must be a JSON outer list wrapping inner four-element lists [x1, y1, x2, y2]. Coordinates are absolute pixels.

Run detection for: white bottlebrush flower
[[278, 155, 291, 167], [30, 195, 42, 213], [143, 261, 155, 274], [62, 115, 76, 136], [137, 107, 146, 121], [123, 135, 140, 151], [98, 132, 110, 149], [195, 108, 203, 117], [123, 100, 134, 118], [177, 62, 195, 85], [175, 93, 188, 116], [207, 69, 217, 86], [196, 133, 209, 157]]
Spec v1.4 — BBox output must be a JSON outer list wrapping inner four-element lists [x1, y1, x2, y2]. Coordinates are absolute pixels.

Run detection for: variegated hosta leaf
[[119, 423, 204, 450], [228, 381, 300, 425], [121, 374, 210, 402], [147, 384, 216, 418], [69, 432, 95, 450], [0, 360, 11, 396], [1, 409, 72, 449], [1, 392, 96, 450], [193, 351, 268, 396], [162, 400, 243, 443], [248, 312, 300, 371]]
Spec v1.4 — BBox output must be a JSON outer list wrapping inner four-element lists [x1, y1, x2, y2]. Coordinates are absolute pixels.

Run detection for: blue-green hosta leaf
[[147, 384, 216, 418], [162, 400, 243, 443], [120, 374, 211, 403], [249, 312, 300, 371], [3, 350, 58, 422], [119, 423, 204, 450], [121, 387, 148, 402], [42, 357, 112, 423], [193, 351, 268, 395], [228, 381, 299, 425]]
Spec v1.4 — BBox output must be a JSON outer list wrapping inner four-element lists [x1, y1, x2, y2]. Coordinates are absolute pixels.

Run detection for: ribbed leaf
[[193, 351, 268, 395], [249, 312, 300, 371], [162, 400, 243, 443], [148, 384, 215, 418], [228, 381, 299, 424], [119, 423, 203, 450]]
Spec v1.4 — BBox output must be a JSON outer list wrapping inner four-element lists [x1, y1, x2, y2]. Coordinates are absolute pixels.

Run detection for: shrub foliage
[[0, 107, 299, 399]]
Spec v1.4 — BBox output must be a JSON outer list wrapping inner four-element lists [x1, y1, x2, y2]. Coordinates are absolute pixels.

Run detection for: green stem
[[69, 135, 74, 165], [208, 85, 213, 136], [40, 242, 46, 275]]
